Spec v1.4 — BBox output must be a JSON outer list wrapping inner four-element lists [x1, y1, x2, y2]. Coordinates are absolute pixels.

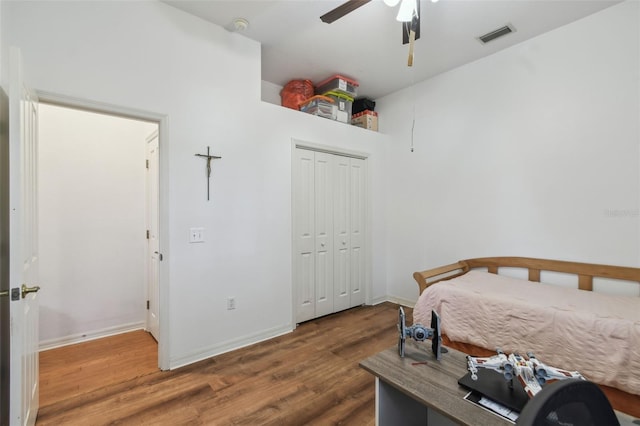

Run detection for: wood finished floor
[[37, 302, 640, 425], [39, 330, 159, 408], [37, 303, 399, 425]]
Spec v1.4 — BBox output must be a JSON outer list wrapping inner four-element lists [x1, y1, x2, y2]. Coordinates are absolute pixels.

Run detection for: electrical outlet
[[227, 297, 236, 310]]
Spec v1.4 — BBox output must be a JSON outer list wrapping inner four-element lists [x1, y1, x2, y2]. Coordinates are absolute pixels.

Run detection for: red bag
[[280, 79, 314, 110]]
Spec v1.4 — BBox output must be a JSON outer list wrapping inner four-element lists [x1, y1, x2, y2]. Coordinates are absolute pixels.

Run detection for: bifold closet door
[[333, 156, 351, 312], [334, 156, 366, 312], [294, 147, 366, 322], [293, 149, 335, 323], [349, 158, 366, 307], [293, 148, 315, 323], [313, 152, 334, 318]]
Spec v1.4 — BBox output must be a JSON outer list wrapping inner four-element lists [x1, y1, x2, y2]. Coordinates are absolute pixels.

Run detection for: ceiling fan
[[320, 0, 422, 66]]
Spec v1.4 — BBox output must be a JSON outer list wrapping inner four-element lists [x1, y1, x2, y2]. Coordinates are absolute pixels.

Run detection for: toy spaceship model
[[397, 306, 442, 360], [466, 349, 585, 398]]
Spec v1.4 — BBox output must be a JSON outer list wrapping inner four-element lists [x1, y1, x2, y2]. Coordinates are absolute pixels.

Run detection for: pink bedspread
[[413, 270, 640, 395]]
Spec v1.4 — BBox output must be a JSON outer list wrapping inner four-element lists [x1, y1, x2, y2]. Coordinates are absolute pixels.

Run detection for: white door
[[313, 152, 334, 318], [293, 148, 315, 323], [349, 158, 366, 306], [333, 155, 350, 312], [146, 131, 160, 341], [9, 47, 40, 426]]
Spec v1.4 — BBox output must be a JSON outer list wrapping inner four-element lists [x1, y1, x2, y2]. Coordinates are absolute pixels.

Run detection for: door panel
[[314, 152, 333, 317], [294, 149, 315, 323], [9, 47, 40, 426], [146, 132, 160, 341], [349, 158, 365, 306], [333, 156, 350, 312]]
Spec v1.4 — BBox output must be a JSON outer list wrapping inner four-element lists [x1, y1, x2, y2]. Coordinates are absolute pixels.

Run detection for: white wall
[[38, 104, 157, 348], [378, 0, 640, 302], [261, 80, 282, 106], [4, 1, 390, 367]]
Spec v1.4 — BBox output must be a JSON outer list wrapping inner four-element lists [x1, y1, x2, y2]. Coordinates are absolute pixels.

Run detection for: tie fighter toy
[[397, 306, 442, 360]]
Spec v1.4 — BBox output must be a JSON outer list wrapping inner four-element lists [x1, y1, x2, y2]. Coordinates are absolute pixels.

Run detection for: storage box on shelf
[[353, 98, 375, 115], [352, 110, 378, 131], [322, 90, 354, 123], [280, 79, 314, 110], [299, 95, 336, 120], [315, 74, 359, 98]]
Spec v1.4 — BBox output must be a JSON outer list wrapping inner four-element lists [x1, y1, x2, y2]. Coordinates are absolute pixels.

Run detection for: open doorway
[[37, 102, 160, 358]]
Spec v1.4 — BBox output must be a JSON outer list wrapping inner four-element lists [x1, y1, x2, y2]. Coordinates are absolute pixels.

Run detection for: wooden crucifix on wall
[[195, 146, 222, 201]]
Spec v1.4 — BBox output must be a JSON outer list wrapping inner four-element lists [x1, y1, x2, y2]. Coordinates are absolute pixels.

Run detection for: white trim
[[36, 91, 165, 124], [377, 295, 416, 308], [38, 322, 145, 351], [35, 90, 171, 370], [169, 324, 293, 370], [293, 138, 369, 160], [144, 129, 160, 341]]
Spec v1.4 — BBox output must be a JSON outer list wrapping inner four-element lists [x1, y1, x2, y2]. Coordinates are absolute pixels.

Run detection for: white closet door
[[314, 152, 334, 317], [333, 155, 351, 312], [349, 158, 366, 307], [293, 149, 315, 323]]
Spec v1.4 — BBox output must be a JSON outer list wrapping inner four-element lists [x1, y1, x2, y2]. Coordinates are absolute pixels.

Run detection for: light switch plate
[[189, 227, 205, 243]]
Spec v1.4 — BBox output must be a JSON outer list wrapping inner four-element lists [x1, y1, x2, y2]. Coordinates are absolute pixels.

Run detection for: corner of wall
[[261, 80, 282, 106], [169, 323, 293, 370]]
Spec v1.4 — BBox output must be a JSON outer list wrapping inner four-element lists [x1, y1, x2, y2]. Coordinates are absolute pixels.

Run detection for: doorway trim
[[36, 90, 170, 370]]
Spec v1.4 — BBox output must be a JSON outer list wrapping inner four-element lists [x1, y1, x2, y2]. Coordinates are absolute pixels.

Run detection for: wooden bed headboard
[[412, 256, 640, 295]]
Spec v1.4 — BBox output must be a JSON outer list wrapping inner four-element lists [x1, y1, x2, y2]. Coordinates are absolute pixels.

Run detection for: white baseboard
[[371, 295, 415, 308], [169, 323, 294, 370], [39, 321, 146, 351]]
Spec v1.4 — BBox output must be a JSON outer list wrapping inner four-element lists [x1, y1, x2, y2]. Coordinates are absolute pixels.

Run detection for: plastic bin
[[323, 90, 354, 123], [315, 74, 359, 98], [300, 95, 336, 120]]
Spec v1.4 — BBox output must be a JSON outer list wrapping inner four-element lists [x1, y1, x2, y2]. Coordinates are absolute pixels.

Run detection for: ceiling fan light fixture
[[383, 0, 401, 6], [396, 0, 417, 22]]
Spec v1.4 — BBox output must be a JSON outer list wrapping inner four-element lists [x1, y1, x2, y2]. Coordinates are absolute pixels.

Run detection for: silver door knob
[[321, 243, 325, 247]]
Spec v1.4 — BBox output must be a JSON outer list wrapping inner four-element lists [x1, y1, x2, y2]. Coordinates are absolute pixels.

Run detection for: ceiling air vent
[[477, 24, 515, 44]]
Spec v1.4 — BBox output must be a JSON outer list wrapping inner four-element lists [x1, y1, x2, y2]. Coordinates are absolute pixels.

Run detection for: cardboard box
[[351, 110, 378, 131]]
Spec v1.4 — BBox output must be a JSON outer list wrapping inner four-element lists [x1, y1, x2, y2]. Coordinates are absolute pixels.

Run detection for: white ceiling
[[163, 0, 621, 100]]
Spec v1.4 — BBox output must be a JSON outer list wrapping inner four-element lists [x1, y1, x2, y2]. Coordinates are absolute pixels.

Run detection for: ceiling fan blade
[[406, 10, 419, 66], [407, 28, 416, 66], [402, 1, 420, 45], [320, 0, 372, 24]]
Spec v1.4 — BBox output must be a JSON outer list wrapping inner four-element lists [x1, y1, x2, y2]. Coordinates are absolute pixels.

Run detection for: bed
[[412, 257, 640, 396]]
